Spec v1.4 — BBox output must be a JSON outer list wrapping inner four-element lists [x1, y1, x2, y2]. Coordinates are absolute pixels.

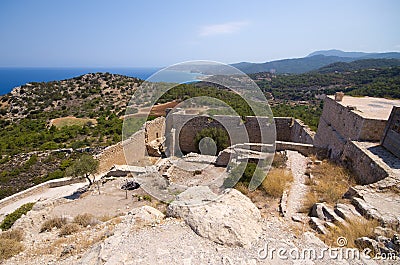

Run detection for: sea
[[0, 67, 204, 95]]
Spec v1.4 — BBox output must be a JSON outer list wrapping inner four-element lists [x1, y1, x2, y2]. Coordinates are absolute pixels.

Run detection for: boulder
[[355, 237, 380, 254], [128, 205, 165, 225], [310, 203, 345, 225], [334, 203, 361, 220], [309, 217, 328, 234], [167, 186, 262, 248]]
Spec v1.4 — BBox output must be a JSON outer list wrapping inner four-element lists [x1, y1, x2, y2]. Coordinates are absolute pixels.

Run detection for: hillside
[[232, 50, 400, 74], [314, 58, 400, 73]]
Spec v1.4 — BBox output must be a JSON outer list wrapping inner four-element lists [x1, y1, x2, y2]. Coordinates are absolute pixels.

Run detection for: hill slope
[[315, 58, 400, 73], [232, 50, 400, 74]]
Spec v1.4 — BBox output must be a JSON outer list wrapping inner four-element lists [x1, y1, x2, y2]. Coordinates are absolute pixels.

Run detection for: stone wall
[[98, 129, 146, 173], [274, 117, 292, 142], [145, 117, 165, 143], [315, 97, 387, 144], [341, 141, 389, 184], [276, 141, 326, 157], [166, 112, 277, 155], [381, 107, 400, 158], [315, 96, 389, 159], [166, 112, 315, 155], [0, 177, 84, 213], [98, 117, 166, 172], [272, 117, 314, 144]]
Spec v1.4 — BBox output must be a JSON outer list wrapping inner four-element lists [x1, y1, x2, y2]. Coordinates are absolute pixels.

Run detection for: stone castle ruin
[[101, 92, 399, 189], [315, 94, 400, 185]]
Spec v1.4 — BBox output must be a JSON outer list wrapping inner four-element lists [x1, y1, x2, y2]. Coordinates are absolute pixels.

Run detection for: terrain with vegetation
[[0, 62, 399, 199]]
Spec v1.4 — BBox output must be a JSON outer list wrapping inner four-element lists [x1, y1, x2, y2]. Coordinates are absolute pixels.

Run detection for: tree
[[194, 127, 230, 154], [65, 154, 99, 185]]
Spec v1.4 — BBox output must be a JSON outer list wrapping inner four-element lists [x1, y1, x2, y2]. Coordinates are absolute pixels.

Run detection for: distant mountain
[[231, 55, 354, 74], [307, 49, 369, 58], [308, 49, 400, 60], [315, 58, 400, 73], [232, 50, 400, 74]]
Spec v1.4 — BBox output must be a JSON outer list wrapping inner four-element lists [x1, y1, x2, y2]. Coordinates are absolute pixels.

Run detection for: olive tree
[[65, 154, 99, 185]]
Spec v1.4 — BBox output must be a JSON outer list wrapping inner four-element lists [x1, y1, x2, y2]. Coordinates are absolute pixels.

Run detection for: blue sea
[[0, 67, 204, 95]]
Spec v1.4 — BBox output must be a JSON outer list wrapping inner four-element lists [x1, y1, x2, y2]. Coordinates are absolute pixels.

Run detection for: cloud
[[199, 21, 249, 37]]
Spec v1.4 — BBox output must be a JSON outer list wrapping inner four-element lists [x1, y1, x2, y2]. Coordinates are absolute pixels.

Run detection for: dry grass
[[0, 238, 24, 261], [50, 116, 97, 128], [302, 160, 354, 212], [98, 214, 113, 222], [0, 229, 24, 261], [322, 217, 379, 249], [299, 192, 319, 213], [59, 223, 80, 237], [0, 229, 24, 241], [235, 182, 250, 195], [73, 213, 98, 227], [261, 168, 293, 198], [40, 217, 68, 232], [272, 152, 287, 168]]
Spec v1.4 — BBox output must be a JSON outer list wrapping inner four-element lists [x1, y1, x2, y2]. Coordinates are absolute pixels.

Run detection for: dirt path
[[0, 182, 87, 221], [285, 150, 310, 220]]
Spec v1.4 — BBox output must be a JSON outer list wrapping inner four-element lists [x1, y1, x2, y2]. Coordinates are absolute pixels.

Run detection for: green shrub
[[0, 203, 35, 231], [194, 127, 229, 154]]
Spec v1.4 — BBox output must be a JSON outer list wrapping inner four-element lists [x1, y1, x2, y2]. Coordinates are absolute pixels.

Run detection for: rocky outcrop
[[167, 186, 262, 248]]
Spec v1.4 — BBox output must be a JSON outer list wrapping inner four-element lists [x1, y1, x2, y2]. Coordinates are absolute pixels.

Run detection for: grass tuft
[[301, 160, 354, 212], [40, 217, 67, 232], [262, 168, 293, 198], [0, 229, 24, 261], [322, 217, 379, 249], [73, 213, 97, 227], [59, 223, 80, 237]]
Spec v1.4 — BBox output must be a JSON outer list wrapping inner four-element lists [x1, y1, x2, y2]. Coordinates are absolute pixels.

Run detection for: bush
[[73, 213, 97, 227], [224, 162, 267, 191], [0, 203, 35, 231], [40, 217, 67, 232], [59, 223, 80, 236], [194, 127, 229, 154]]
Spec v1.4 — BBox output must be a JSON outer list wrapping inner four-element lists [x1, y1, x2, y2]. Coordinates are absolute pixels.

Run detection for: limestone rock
[[167, 186, 262, 248], [355, 237, 380, 254], [128, 205, 165, 225], [309, 217, 328, 234], [334, 203, 361, 220], [310, 203, 345, 225]]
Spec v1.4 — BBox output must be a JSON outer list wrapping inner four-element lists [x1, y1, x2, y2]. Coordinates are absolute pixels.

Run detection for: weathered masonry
[[315, 94, 400, 184], [381, 106, 400, 158]]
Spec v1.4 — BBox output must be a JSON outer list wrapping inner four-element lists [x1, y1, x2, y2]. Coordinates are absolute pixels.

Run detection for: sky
[[0, 0, 399, 67]]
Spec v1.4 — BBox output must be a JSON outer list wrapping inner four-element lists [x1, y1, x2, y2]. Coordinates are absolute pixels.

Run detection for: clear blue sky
[[0, 0, 399, 67]]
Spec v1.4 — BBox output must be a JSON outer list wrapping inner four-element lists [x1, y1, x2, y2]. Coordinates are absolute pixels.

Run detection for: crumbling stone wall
[[145, 117, 165, 143], [381, 107, 400, 158], [165, 112, 315, 155], [98, 130, 147, 173], [166, 112, 277, 155], [341, 141, 388, 184], [98, 117, 166, 172], [315, 96, 388, 159]]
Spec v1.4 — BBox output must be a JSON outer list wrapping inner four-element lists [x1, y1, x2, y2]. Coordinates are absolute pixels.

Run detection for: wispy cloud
[[199, 21, 249, 37]]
